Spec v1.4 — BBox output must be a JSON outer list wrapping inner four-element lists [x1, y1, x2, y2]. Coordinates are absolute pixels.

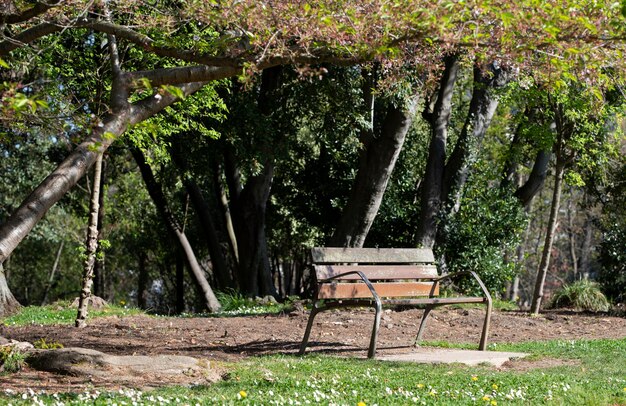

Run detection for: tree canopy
[[1, 0, 626, 315]]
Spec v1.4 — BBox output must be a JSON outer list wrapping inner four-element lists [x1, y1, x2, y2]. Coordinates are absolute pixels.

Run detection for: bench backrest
[[311, 248, 439, 299]]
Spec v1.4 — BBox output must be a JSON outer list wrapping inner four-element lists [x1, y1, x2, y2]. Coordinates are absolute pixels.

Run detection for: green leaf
[[103, 131, 117, 141], [0, 58, 9, 69], [161, 85, 185, 99]]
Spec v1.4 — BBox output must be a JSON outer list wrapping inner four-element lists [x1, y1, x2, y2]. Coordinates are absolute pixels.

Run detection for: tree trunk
[[578, 211, 594, 279], [443, 62, 512, 213], [76, 153, 104, 328], [214, 162, 239, 268], [93, 156, 107, 299], [331, 78, 419, 247], [221, 67, 281, 297], [137, 252, 148, 309], [0, 263, 20, 316], [213, 160, 239, 268], [185, 181, 233, 289], [175, 252, 185, 313], [416, 55, 460, 248], [131, 147, 221, 312], [530, 161, 565, 314], [229, 160, 277, 297], [170, 148, 234, 290], [566, 196, 579, 279], [41, 240, 64, 306], [514, 150, 551, 207]]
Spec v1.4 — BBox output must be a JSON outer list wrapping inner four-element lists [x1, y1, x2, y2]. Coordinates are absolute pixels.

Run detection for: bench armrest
[[433, 271, 492, 302], [317, 271, 381, 303]]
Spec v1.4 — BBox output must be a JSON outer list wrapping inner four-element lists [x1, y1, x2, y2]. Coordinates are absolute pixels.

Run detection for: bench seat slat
[[315, 265, 438, 281], [311, 247, 434, 264], [382, 297, 487, 305], [317, 282, 439, 299]]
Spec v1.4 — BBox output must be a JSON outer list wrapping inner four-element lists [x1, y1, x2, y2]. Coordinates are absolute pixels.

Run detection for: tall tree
[[331, 68, 420, 247], [530, 84, 614, 314], [0, 0, 625, 311], [131, 147, 221, 312], [416, 55, 460, 248], [75, 153, 104, 328]]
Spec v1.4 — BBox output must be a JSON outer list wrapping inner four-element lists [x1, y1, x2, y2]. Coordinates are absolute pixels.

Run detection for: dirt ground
[[1, 307, 626, 393]]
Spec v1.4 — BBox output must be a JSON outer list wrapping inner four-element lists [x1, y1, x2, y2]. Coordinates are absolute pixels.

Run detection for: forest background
[[0, 0, 625, 318]]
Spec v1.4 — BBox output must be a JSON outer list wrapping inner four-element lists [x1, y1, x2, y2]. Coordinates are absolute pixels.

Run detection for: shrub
[[438, 173, 528, 296], [548, 280, 611, 312], [598, 224, 626, 303], [33, 338, 64, 349], [0, 346, 26, 373]]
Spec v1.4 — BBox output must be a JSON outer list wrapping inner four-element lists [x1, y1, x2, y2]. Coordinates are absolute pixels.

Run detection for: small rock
[[70, 296, 108, 310], [386, 323, 394, 329], [256, 295, 278, 305], [1, 340, 34, 351]]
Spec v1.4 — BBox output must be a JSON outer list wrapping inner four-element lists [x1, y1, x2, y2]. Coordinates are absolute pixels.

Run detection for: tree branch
[[127, 65, 239, 88], [3, 1, 60, 25]]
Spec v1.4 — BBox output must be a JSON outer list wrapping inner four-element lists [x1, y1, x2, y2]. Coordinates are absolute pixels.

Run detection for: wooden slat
[[380, 297, 487, 305], [314, 265, 438, 281], [311, 247, 435, 264], [317, 282, 439, 299]]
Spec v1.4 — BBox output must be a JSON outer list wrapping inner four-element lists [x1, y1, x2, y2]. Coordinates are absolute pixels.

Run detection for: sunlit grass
[[1, 338, 624, 405], [2, 303, 624, 404], [1, 302, 143, 326]]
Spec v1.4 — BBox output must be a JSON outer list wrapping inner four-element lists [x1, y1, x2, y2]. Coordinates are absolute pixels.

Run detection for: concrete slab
[[378, 348, 528, 367]]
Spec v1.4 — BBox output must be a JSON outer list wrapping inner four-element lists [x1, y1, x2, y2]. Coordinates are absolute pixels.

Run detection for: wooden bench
[[298, 247, 493, 358]]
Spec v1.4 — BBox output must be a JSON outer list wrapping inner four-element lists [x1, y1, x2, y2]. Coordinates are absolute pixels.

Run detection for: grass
[[1, 303, 625, 405], [1, 301, 143, 326], [0, 337, 624, 404], [548, 280, 611, 312]]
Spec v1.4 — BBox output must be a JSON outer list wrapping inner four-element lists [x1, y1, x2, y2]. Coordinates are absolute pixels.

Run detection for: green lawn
[[1, 338, 625, 405], [2, 303, 625, 405]]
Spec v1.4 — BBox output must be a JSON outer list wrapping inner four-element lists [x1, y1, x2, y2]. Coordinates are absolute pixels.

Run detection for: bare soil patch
[[1, 307, 625, 393]]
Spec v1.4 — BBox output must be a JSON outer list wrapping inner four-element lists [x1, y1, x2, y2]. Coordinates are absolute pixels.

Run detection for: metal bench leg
[[478, 298, 493, 351], [415, 305, 434, 346], [299, 305, 321, 356], [367, 300, 383, 359]]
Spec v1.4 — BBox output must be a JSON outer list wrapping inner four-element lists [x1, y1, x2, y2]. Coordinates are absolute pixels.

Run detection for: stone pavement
[[378, 348, 528, 367]]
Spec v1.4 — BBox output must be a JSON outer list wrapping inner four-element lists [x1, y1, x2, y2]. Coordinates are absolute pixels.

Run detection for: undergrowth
[[0, 346, 26, 373], [548, 280, 611, 312]]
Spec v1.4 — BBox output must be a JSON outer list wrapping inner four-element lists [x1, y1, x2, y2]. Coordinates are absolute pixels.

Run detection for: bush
[[548, 280, 611, 312], [0, 346, 26, 373], [598, 224, 626, 303], [438, 176, 527, 297]]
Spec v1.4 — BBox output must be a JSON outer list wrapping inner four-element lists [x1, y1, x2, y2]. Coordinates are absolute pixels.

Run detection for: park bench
[[298, 247, 493, 358]]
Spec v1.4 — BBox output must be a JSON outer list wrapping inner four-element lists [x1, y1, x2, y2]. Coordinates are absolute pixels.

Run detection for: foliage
[[0, 346, 26, 374], [2, 338, 626, 404], [548, 280, 611, 312], [598, 224, 626, 304], [33, 338, 64, 350], [211, 289, 293, 316], [438, 163, 528, 296], [1, 303, 143, 326], [597, 156, 626, 303]]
